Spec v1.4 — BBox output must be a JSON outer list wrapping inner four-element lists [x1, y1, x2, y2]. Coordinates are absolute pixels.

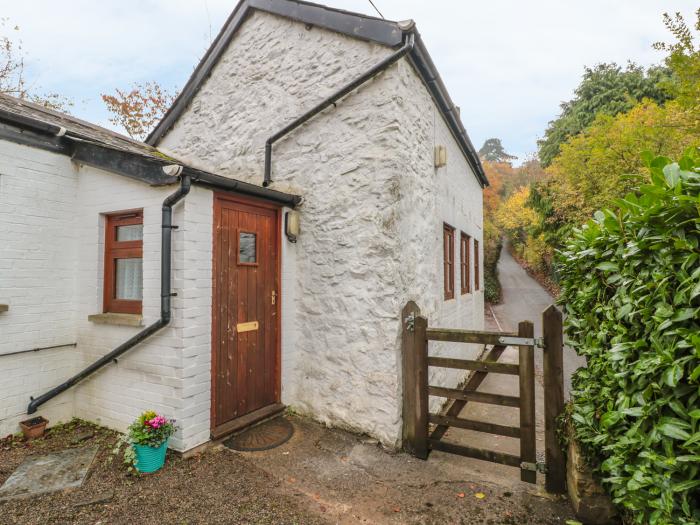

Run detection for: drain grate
[[224, 417, 294, 452]]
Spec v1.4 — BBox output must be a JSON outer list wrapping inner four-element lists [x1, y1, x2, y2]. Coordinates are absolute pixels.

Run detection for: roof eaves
[[146, 0, 254, 145], [407, 31, 488, 187], [146, 0, 403, 145], [0, 107, 302, 205], [249, 0, 402, 46]]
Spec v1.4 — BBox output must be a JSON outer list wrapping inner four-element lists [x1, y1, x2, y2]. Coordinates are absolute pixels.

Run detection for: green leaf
[[658, 422, 690, 440], [662, 365, 683, 387], [596, 262, 618, 272], [671, 308, 697, 322], [672, 479, 700, 492], [616, 303, 633, 319], [662, 163, 681, 188]]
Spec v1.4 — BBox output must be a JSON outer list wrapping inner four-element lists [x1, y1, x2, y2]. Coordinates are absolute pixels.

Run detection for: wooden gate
[[401, 301, 566, 493]]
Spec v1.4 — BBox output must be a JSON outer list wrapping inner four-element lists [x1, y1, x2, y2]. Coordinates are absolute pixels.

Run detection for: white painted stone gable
[[159, 9, 485, 445]]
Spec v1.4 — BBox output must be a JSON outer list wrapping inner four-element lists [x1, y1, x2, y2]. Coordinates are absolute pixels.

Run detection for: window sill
[[88, 313, 144, 327]]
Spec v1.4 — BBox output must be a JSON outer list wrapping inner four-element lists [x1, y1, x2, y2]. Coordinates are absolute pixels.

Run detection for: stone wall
[[567, 434, 618, 524], [158, 9, 485, 445], [392, 58, 485, 415]]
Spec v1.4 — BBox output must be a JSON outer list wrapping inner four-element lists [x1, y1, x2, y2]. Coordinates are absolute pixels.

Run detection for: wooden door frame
[[210, 191, 283, 439]]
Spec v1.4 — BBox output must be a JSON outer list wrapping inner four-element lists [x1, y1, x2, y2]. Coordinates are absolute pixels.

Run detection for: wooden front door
[[212, 193, 281, 437]]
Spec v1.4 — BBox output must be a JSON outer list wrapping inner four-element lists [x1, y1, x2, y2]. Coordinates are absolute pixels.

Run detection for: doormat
[[0, 446, 98, 501], [224, 417, 294, 452]]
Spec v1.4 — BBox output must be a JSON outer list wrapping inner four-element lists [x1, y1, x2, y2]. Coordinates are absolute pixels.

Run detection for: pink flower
[[146, 415, 167, 429]]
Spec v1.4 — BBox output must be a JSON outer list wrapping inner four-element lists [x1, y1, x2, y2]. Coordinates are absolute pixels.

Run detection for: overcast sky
[[3, 1, 697, 159]]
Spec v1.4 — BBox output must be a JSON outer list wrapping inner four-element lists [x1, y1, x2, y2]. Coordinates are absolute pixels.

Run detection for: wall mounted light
[[285, 210, 300, 243], [434, 145, 447, 168]]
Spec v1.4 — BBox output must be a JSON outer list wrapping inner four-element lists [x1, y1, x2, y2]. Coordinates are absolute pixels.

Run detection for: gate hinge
[[497, 336, 545, 348], [520, 461, 547, 473], [404, 312, 415, 332]]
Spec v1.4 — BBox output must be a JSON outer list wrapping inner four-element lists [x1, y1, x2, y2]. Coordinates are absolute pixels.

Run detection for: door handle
[[271, 290, 277, 305]]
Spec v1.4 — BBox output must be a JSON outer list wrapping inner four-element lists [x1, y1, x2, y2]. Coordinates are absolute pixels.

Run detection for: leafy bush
[[484, 270, 501, 304], [558, 151, 700, 525], [483, 214, 503, 303]]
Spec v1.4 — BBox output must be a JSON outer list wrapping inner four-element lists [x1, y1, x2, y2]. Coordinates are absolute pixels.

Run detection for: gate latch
[[520, 461, 548, 474], [404, 312, 415, 332]]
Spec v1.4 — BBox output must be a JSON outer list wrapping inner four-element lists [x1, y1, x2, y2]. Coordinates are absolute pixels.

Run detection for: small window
[[443, 223, 455, 300], [104, 211, 143, 314], [238, 231, 257, 265], [460, 232, 471, 295], [474, 238, 480, 291]]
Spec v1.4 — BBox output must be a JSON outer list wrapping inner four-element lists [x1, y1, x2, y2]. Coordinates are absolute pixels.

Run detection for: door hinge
[[520, 461, 547, 473]]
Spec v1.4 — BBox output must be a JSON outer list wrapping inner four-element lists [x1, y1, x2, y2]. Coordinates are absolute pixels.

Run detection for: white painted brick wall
[[0, 137, 214, 450], [72, 170, 213, 452], [157, 10, 484, 447], [0, 141, 79, 436]]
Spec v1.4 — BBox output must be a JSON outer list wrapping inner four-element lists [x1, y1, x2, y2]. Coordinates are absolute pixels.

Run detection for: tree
[[544, 99, 698, 228], [537, 63, 673, 166], [0, 18, 72, 111], [654, 9, 700, 121], [102, 81, 177, 141], [478, 138, 517, 163], [496, 186, 538, 244]]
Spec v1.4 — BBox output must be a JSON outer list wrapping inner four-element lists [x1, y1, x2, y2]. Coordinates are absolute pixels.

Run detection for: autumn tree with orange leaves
[[102, 81, 177, 141]]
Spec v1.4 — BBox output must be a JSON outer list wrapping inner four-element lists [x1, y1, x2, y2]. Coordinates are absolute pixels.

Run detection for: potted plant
[[124, 411, 175, 473], [19, 416, 48, 439]]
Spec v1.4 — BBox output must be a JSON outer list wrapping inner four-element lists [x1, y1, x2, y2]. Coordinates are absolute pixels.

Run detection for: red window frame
[[103, 210, 143, 315], [443, 223, 455, 300], [474, 238, 480, 291], [460, 232, 471, 294]]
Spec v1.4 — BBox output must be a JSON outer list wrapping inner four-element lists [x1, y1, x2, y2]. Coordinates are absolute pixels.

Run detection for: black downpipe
[[263, 32, 415, 187], [27, 174, 191, 414]]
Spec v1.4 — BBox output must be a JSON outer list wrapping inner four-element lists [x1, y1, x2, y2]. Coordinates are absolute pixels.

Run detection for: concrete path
[[423, 241, 587, 497], [490, 240, 586, 397], [226, 416, 574, 524]]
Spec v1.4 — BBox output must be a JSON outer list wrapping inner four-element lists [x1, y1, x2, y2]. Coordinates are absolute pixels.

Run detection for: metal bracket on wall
[[404, 312, 415, 332]]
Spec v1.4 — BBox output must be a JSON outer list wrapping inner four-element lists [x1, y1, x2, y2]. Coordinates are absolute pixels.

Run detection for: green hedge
[[558, 150, 700, 525]]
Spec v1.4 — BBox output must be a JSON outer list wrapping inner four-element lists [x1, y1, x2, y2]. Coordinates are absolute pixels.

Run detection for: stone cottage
[[0, 0, 487, 452]]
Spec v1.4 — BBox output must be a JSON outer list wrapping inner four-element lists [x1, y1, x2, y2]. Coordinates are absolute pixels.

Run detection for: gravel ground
[[1, 417, 576, 524], [0, 420, 328, 525]]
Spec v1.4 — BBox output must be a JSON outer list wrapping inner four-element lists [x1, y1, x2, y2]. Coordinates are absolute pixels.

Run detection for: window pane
[[115, 258, 143, 300], [239, 232, 256, 263], [117, 224, 143, 241]]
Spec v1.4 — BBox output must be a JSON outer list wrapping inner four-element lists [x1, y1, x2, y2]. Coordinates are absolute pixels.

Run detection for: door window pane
[[116, 224, 143, 241], [115, 258, 143, 300], [239, 232, 257, 263]]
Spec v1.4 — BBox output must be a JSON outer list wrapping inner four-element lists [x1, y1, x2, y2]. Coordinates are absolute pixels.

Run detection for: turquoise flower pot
[[134, 439, 169, 473]]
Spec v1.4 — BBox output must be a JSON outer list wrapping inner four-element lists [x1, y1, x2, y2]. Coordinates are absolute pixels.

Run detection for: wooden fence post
[[543, 305, 566, 493], [401, 301, 429, 459], [518, 320, 536, 483]]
